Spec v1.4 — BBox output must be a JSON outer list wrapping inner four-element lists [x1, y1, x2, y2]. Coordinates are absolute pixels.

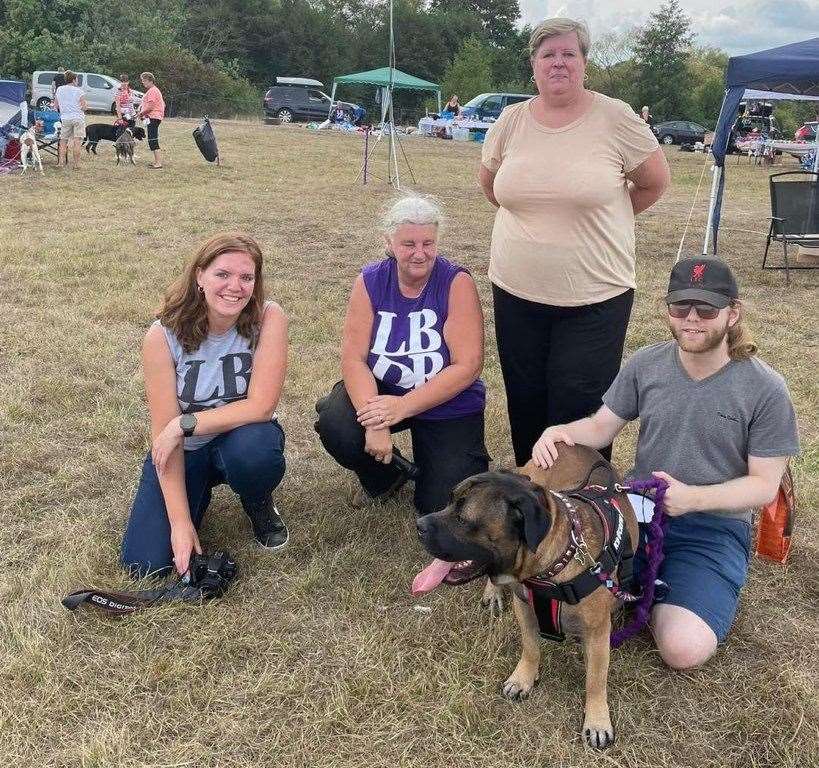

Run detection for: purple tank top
[[363, 255, 486, 420]]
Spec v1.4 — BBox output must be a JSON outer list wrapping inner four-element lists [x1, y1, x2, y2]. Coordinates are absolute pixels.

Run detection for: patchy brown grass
[[0, 119, 816, 767]]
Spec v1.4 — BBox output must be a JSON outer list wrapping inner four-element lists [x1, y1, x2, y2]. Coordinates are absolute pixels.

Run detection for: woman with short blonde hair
[[315, 195, 489, 515], [478, 17, 670, 467]]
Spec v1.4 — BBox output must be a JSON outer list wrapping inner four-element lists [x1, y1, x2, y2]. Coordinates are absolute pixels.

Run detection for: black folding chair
[[763, 170, 819, 284]]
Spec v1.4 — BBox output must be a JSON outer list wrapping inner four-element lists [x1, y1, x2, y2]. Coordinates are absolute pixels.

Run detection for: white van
[[31, 71, 144, 114]]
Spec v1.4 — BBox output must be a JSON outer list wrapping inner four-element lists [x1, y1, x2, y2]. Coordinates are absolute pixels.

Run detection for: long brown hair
[[158, 232, 266, 353], [727, 300, 757, 360]]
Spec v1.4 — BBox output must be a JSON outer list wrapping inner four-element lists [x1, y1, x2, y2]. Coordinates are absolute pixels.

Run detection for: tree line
[[0, 0, 813, 132]]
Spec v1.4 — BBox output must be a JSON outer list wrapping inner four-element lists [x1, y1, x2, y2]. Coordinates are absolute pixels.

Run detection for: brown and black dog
[[414, 444, 638, 748]]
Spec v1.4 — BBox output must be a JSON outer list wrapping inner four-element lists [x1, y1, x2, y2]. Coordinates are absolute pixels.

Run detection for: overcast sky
[[518, 0, 819, 55]]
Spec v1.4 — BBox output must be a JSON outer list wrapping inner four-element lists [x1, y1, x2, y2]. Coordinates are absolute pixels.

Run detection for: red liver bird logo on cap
[[692, 263, 706, 282]]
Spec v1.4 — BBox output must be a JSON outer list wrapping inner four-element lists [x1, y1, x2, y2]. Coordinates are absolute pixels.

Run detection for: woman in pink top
[[138, 71, 165, 168]]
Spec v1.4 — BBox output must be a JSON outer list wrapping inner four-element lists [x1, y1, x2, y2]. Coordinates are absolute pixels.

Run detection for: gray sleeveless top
[[156, 301, 277, 450]]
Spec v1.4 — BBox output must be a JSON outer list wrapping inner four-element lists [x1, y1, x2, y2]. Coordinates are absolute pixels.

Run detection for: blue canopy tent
[[0, 79, 26, 137], [703, 37, 819, 255]]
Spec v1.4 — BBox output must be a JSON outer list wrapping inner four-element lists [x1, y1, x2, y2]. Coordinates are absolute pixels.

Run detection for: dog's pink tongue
[[412, 558, 455, 596]]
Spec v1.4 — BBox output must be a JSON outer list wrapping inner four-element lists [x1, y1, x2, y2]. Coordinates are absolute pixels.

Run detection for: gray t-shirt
[[603, 341, 799, 521], [158, 303, 276, 450]]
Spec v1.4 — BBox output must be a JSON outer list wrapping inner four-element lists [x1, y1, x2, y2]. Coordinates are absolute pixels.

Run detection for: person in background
[[315, 195, 489, 516], [532, 257, 798, 669], [121, 232, 289, 578], [443, 95, 461, 116], [51, 67, 66, 100], [116, 74, 136, 126], [54, 70, 87, 169], [138, 71, 165, 169], [641, 105, 654, 127], [478, 17, 669, 468]]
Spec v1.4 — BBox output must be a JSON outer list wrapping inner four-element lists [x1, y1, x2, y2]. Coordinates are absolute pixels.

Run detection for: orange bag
[[755, 465, 795, 564]]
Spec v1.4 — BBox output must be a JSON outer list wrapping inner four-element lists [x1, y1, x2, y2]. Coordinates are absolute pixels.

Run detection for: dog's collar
[[531, 490, 592, 580]]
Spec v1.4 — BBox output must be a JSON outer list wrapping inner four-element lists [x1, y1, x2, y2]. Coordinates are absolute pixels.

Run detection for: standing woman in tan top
[[478, 17, 669, 466]]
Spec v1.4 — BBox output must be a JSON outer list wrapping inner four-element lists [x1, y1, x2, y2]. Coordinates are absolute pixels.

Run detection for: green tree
[[440, 36, 493, 104], [430, 0, 520, 48], [633, 0, 694, 121], [686, 47, 728, 127]]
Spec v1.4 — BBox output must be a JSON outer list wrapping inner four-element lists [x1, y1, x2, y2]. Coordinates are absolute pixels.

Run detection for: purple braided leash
[[610, 477, 669, 649]]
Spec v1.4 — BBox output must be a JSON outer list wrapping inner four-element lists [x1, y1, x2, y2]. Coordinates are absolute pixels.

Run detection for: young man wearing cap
[[531, 258, 799, 669]]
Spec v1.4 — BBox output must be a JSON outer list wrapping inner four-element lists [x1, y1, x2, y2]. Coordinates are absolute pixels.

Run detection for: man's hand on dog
[[356, 395, 407, 429], [531, 426, 575, 468], [152, 417, 184, 475], [171, 521, 203, 575], [364, 426, 393, 463]]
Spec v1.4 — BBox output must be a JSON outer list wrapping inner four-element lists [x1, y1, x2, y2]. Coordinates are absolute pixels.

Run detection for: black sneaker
[[241, 496, 289, 550]]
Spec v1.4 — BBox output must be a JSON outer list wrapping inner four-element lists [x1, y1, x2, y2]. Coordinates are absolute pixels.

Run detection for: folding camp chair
[[763, 170, 819, 284]]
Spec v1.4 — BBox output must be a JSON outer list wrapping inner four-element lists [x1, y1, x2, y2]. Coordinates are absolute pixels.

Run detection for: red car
[[795, 122, 817, 141]]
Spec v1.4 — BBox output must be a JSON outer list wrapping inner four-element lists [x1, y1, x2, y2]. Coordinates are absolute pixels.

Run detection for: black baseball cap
[[665, 257, 738, 309]]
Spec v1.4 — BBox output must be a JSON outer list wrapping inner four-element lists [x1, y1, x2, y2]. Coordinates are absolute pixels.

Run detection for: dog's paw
[[582, 717, 615, 749], [480, 579, 505, 616], [501, 668, 538, 701]]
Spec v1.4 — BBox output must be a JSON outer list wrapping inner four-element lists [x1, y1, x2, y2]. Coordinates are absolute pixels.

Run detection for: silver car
[[31, 70, 143, 114]]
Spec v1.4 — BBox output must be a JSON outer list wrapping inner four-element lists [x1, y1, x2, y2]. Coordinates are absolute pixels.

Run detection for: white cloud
[[518, 0, 819, 55]]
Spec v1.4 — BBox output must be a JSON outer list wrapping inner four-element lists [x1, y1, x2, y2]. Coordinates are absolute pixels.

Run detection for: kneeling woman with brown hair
[[121, 232, 288, 578]]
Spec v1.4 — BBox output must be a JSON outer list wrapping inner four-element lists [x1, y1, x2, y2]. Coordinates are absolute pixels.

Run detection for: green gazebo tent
[[329, 67, 441, 115]]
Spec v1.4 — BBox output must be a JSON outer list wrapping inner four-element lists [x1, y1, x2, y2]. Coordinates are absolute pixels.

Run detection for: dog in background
[[414, 444, 639, 748], [19, 129, 44, 175], [84, 123, 146, 155], [114, 129, 136, 165]]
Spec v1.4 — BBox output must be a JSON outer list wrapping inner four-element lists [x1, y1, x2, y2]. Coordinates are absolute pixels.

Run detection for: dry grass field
[[1, 119, 816, 768]]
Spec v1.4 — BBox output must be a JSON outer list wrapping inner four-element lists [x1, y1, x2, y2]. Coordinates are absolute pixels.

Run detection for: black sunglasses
[[667, 302, 721, 320]]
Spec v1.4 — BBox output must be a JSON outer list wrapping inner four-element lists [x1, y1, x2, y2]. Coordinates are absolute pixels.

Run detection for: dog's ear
[[511, 484, 553, 552]]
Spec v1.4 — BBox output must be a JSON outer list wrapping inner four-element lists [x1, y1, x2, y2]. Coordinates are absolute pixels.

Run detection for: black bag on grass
[[193, 117, 219, 163]]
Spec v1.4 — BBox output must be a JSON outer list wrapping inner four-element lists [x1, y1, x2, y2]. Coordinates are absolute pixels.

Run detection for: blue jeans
[[121, 421, 285, 577]]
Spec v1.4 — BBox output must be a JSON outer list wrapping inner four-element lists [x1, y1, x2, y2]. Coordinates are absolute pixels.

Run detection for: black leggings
[[147, 118, 161, 150], [315, 381, 490, 516], [492, 284, 634, 466]]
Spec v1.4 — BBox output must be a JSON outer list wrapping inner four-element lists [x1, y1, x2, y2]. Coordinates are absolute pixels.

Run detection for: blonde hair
[[157, 232, 266, 353], [382, 194, 445, 236], [140, 71, 156, 84], [529, 18, 591, 59], [727, 301, 757, 360]]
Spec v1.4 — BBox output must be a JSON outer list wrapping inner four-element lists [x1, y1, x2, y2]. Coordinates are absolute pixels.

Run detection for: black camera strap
[[62, 551, 237, 617]]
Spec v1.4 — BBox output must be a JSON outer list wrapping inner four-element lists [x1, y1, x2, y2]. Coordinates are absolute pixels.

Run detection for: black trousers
[[315, 381, 489, 516], [147, 118, 161, 150], [492, 284, 634, 467]]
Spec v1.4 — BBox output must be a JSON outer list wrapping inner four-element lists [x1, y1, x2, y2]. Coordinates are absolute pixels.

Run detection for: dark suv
[[263, 84, 360, 123]]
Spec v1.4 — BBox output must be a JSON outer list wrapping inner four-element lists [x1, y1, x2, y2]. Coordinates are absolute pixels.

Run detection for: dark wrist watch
[[180, 413, 197, 437]]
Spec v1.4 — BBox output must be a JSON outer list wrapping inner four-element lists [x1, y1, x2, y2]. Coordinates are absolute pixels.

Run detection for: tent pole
[[437, 90, 441, 113], [702, 165, 722, 256], [329, 83, 337, 120]]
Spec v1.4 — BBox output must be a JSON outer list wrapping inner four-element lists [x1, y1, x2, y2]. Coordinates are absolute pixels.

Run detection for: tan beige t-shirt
[[481, 93, 659, 306]]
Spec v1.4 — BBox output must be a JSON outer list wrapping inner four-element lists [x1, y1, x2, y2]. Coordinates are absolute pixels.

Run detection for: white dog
[[20, 129, 44, 175]]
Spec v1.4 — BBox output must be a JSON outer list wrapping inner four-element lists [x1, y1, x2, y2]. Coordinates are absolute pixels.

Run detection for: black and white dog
[[84, 123, 146, 155]]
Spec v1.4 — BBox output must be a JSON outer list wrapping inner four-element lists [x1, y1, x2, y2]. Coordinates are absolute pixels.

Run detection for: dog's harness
[[522, 469, 670, 648], [524, 484, 636, 641]]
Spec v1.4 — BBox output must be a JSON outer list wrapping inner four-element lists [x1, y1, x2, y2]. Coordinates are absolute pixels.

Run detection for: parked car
[[31, 71, 143, 114], [460, 92, 532, 122], [727, 115, 782, 153], [263, 77, 361, 123], [795, 121, 818, 141], [652, 120, 708, 145]]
